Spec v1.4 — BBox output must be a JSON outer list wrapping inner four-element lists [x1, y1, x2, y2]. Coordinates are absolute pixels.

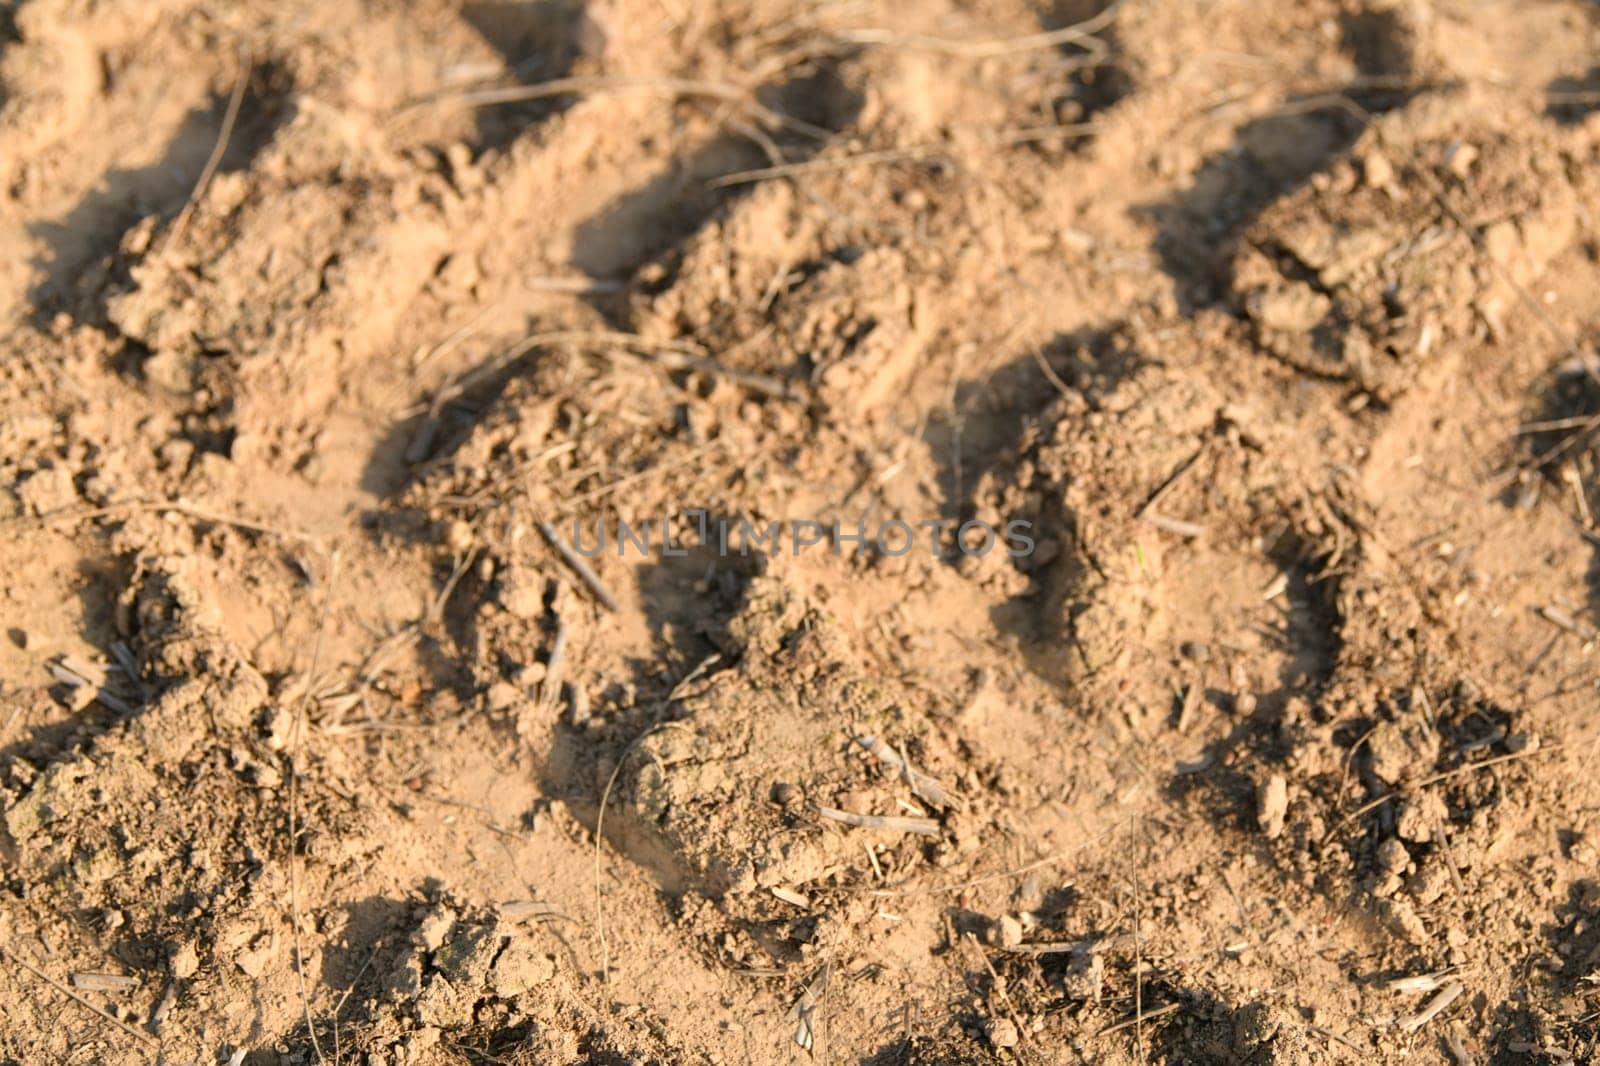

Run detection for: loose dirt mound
[[4, 0, 1600, 1063]]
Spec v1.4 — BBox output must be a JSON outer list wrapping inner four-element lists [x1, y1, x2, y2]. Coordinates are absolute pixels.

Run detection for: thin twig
[[856, 735, 963, 810], [866, 816, 1133, 897], [1097, 1001, 1180, 1037], [417, 329, 796, 414], [994, 934, 1133, 957], [787, 962, 832, 1051], [410, 74, 824, 137], [1135, 447, 1206, 519], [426, 548, 479, 626], [537, 521, 620, 612], [1143, 512, 1206, 538], [962, 933, 1029, 1052], [1028, 340, 1074, 399], [12, 498, 320, 545], [814, 806, 939, 835], [331, 938, 386, 1065], [167, 48, 252, 248], [288, 550, 341, 1066], [711, 146, 943, 188], [1132, 821, 1145, 1059], [593, 722, 689, 983], [1400, 981, 1464, 1033], [1, 948, 158, 1048], [833, 1, 1121, 59], [69, 972, 140, 994], [1307, 1023, 1366, 1053], [541, 610, 570, 715], [710, 121, 1098, 188]]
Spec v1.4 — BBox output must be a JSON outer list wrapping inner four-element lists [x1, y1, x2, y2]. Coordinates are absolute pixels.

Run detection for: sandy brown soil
[[4, 0, 1600, 1062]]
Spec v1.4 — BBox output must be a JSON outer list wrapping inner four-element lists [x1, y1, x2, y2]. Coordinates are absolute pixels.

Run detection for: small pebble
[[986, 1017, 1020, 1049], [995, 914, 1024, 949], [445, 519, 475, 554], [1255, 774, 1288, 839], [169, 941, 199, 979], [835, 790, 872, 815], [1362, 149, 1395, 188], [1445, 141, 1478, 177]]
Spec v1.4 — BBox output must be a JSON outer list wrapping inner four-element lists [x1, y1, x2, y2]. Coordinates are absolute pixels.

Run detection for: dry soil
[[4, 0, 1600, 1064]]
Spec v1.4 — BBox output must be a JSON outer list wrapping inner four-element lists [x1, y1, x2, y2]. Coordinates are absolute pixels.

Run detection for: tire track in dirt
[[9, 0, 1600, 1061], [377, 56, 865, 489], [36, 1, 600, 513], [571, 60, 862, 296], [1038, 0, 1134, 139], [1146, 4, 1424, 314], [27, 61, 295, 333], [385, 10, 1171, 1036], [0, 0, 233, 324], [927, 14, 1600, 1038], [457, 0, 587, 153]]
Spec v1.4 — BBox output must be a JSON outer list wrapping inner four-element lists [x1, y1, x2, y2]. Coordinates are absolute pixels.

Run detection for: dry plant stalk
[[815, 805, 939, 836]]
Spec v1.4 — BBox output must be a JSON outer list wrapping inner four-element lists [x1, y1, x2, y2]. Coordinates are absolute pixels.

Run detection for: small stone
[[834, 790, 872, 816], [497, 563, 545, 619], [985, 1017, 1020, 1049], [406, 1026, 442, 1056], [770, 782, 797, 806], [1395, 792, 1447, 844], [445, 520, 475, 554], [1373, 836, 1411, 897], [415, 975, 471, 1029], [1247, 283, 1331, 333], [417, 907, 457, 953], [1408, 859, 1451, 906], [1375, 896, 1428, 943], [1444, 141, 1478, 177], [1255, 774, 1288, 839], [1362, 149, 1395, 189], [432, 923, 498, 988], [235, 939, 273, 978], [15, 465, 77, 516], [486, 681, 521, 713], [1376, 837, 1410, 877], [261, 706, 292, 752], [157, 437, 194, 472], [142, 351, 196, 393], [1060, 952, 1104, 1001], [1367, 720, 1438, 785], [995, 914, 1024, 949], [1233, 1002, 1283, 1045], [170, 941, 200, 979]]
